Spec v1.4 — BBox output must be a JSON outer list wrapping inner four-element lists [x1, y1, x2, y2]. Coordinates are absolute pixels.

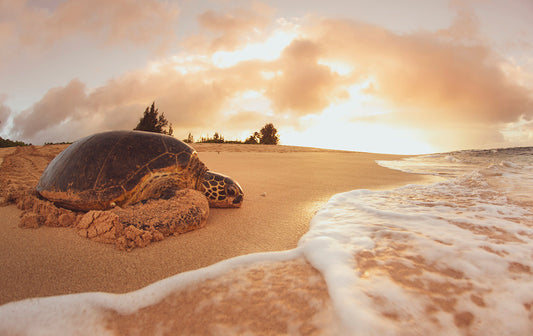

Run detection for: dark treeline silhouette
[[135, 102, 279, 145], [193, 123, 280, 145], [199, 132, 225, 143], [44, 141, 72, 145]]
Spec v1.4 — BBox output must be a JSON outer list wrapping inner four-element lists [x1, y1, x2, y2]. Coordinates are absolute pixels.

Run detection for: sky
[[0, 0, 532, 154]]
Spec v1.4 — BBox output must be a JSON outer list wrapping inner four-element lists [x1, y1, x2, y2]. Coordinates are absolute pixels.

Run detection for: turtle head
[[201, 171, 243, 208]]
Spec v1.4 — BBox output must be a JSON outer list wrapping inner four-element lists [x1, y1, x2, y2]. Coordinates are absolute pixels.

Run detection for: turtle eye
[[227, 186, 236, 197]]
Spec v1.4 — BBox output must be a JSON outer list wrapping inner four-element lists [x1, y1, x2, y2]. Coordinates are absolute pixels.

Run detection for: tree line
[[135, 102, 279, 145], [185, 123, 279, 145], [0, 136, 30, 148]]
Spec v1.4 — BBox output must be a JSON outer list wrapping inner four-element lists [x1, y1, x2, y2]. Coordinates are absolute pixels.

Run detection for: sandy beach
[[0, 143, 432, 305]]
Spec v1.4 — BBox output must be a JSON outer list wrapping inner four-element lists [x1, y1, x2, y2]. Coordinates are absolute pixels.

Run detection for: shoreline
[[0, 144, 436, 305]]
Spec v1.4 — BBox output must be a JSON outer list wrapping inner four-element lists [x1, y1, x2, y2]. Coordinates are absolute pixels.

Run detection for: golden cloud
[[265, 39, 346, 115], [310, 19, 533, 127]]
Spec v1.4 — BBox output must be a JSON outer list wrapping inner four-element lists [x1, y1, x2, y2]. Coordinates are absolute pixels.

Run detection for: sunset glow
[[1, 0, 532, 153], [212, 29, 297, 67]]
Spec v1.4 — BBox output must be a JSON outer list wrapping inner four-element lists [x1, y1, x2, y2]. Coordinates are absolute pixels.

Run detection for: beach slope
[[0, 143, 429, 305]]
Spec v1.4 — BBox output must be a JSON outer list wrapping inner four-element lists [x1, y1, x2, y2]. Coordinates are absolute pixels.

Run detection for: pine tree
[[134, 102, 173, 135]]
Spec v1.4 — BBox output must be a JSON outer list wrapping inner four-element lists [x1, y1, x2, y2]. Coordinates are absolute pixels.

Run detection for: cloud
[[182, 3, 275, 52], [0, 0, 180, 62], [305, 18, 533, 148], [13, 79, 88, 140], [266, 39, 347, 115], [89, 66, 235, 127], [10, 60, 254, 143], [47, 0, 179, 45], [500, 117, 533, 147], [5, 6, 533, 150], [0, 95, 11, 131], [218, 111, 271, 140], [438, 0, 482, 43]]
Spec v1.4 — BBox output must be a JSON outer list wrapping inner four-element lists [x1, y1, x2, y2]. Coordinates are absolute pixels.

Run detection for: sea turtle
[[36, 130, 244, 212]]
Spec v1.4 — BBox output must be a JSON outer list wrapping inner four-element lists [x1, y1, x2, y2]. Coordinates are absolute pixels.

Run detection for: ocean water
[[304, 147, 533, 334], [1, 147, 533, 335]]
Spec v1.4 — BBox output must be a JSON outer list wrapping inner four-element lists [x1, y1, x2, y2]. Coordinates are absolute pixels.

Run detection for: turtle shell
[[36, 130, 207, 211]]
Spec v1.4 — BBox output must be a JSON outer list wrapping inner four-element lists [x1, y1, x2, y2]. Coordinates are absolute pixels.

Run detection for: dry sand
[[0, 143, 434, 305]]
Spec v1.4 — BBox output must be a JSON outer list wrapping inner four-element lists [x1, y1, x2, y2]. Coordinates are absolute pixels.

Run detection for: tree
[[183, 132, 194, 143], [259, 123, 279, 145], [134, 102, 173, 135], [244, 131, 260, 144]]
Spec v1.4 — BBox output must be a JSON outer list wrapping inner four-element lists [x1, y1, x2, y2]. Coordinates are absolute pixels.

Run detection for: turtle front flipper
[[78, 189, 209, 250]]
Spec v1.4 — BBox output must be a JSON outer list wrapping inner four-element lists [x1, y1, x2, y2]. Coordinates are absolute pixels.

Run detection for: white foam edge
[[0, 247, 303, 335], [298, 190, 392, 335], [375, 159, 426, 175]]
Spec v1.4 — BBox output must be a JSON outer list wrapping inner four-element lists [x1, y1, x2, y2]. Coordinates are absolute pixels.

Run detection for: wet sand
[[0, 143, 432, 305]]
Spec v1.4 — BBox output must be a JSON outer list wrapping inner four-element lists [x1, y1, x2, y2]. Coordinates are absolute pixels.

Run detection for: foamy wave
[[0, 250, 305, 335], [301, 173, 533, 334]]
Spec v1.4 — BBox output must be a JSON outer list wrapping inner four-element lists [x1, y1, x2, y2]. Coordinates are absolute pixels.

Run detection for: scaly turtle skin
[[36, 130, 243, 211]]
